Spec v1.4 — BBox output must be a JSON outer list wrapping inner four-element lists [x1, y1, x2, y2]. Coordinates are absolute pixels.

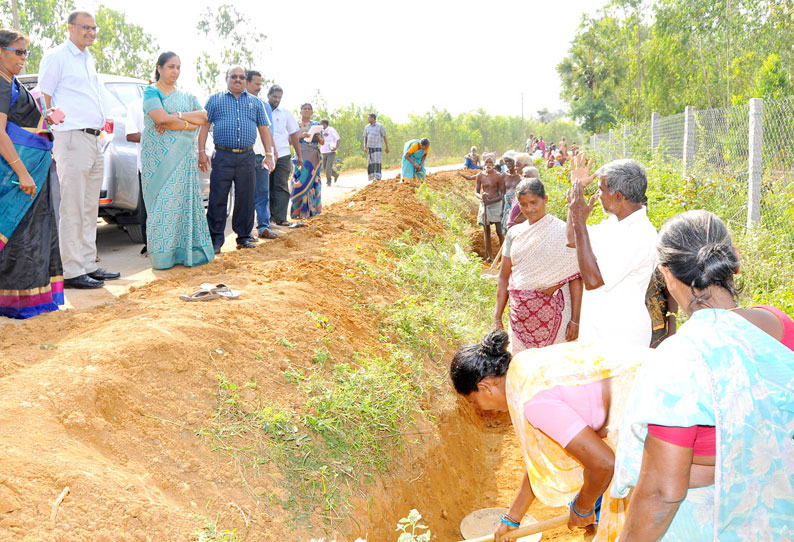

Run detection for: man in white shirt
[[39, 10, 120, 289], [125, 96, 146, 253], [566, 157, 658, 347], [266, 85, 303, 226], [319, 118, 340, 186]]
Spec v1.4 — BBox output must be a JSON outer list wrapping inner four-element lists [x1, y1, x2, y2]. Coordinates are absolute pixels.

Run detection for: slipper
[[199, 283, 241, 299], [287, 222, 305, 228], [179, 289, 221, 302]]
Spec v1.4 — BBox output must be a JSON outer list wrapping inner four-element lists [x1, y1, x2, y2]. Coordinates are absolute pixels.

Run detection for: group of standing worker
[[452, 155, 794, 542]]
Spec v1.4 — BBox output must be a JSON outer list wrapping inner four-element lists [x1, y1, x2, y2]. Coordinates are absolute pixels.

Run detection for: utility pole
[[11, 0, 20, 30], [520, 92, 524, 149]]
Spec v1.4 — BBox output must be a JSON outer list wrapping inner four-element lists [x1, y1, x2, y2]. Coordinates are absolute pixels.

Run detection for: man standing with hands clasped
[[39, 10, 120, 288], [199, 66, 275, 253], [363, 113, 388, 182]]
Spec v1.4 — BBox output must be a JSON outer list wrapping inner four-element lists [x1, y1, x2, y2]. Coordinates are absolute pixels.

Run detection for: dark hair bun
[[692, 242, 738, 290], [481, 330, 509, 357]]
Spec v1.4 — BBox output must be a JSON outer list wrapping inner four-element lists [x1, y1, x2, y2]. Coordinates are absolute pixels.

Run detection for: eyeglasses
[[2, 46, 29, 58], [228, 75, 245, 80], [70, 23, 99, 33]]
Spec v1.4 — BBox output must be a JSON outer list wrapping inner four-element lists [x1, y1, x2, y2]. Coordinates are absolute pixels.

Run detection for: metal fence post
[[747, 98, 763, 228], [608, 129, 614, 161], [651, 112, 660, 152], [682, 106, 695, 176], [623, 126, 631, 158]]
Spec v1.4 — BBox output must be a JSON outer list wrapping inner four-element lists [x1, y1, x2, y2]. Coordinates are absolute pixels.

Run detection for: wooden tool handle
[[458, 513, 568, 542]]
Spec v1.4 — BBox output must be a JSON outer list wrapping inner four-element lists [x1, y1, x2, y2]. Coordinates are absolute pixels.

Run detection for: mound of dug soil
[[0, 172, 583, 541]]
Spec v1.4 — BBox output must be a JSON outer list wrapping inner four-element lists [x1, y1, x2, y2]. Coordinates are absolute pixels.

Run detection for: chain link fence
[[587, 98, 794, 248]]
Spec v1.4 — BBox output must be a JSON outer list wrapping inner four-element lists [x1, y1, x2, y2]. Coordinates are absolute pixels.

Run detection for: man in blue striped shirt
[[198, 65, 275, 252]]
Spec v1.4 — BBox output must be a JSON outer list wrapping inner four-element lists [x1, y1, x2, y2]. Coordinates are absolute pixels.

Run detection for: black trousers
[[269, 155, 292, 224], [206, 149, 256, 248]]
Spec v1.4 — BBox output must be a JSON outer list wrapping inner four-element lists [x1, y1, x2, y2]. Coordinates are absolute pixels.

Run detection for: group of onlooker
[[0, 10, 358, 319], [452, 154, 794, 541]]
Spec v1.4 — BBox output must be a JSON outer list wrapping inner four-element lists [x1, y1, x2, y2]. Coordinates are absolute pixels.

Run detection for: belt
[[215, 144, 253, 154], [80, 128, 101, 136]]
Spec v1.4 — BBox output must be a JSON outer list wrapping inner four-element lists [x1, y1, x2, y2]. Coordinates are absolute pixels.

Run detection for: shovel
[[458, 512, 568, 542]]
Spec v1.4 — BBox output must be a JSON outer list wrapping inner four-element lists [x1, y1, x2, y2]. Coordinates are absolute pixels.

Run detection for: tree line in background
[[558, 0, 794, 134], [0, 0, 159, 79], [310, 99, 584, 170]]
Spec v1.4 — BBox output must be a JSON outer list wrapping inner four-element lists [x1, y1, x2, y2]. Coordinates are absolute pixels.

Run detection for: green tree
[[755, 54, 792, 100], [0, 0, 74, 72], [92, 5, 158, 79], [195, 4, 266, 95]]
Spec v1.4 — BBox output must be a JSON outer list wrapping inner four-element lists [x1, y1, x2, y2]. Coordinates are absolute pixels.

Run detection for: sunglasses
[[2, 46, 29, 58], [228, 75, 245, 80], [70, 23, 99, 33]]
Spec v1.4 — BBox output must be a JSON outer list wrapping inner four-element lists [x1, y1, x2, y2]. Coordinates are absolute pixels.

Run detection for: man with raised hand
[[566, 156, 658, 347]]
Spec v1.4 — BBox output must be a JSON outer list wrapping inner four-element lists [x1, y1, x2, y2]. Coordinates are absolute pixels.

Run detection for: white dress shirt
[[252, 97, 273, 156], [320, 126, 340, 154], [270, 105, 299, 158], [578, 206, 658, 347], [38, 40, 104, 131], [125, 97, 144, 173]]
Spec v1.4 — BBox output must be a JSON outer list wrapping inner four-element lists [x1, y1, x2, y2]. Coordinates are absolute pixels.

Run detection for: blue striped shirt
[[205, 89, 269, 149]]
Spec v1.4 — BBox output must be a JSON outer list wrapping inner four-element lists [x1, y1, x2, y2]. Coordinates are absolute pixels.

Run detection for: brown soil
[[0, 172, 583, 541]]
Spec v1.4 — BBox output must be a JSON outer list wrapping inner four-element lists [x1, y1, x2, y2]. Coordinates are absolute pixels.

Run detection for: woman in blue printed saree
[[614, 210, 794, 542], [0, 29, 63, 319], [141, 52, 213, 270], [291, 103, 323, 219], [402, 138, 429, 181]]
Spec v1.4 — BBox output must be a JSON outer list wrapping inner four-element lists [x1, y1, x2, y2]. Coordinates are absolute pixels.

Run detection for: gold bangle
[[184, 121, 189, 130], [265, 152, 273, 156], [8, 157, 21, 165]]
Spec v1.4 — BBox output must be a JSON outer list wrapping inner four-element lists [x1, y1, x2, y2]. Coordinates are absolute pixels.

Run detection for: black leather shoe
[[88, 268, 120, 280], [236, 240, 256, 249], [64, 274, 104, 289], [213, 245, 222, 254]]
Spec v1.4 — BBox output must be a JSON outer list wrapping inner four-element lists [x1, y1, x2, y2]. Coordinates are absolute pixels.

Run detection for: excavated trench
[[0, 172, 581, 542]]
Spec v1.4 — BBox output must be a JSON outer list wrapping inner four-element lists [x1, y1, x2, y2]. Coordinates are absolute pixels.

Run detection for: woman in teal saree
[[141, 52, 213, 270], [614, 210, 794, 541]]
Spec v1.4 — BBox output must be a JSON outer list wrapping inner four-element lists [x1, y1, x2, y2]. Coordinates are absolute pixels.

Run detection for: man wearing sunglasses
[[198, 65, 275, 253], [38, 10, 120, 289]]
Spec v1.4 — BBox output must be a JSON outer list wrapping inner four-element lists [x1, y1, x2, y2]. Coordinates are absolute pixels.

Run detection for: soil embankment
[[0, 173, 582, 541]]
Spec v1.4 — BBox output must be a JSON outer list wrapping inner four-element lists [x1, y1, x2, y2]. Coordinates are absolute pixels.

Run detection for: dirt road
[[0, 164, 458, 318]]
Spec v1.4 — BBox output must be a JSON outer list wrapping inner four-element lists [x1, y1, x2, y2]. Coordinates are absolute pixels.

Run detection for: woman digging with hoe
[[451, 333, 645, 542]]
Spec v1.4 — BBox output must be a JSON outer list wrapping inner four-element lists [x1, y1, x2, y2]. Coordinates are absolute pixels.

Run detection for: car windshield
[[103, 82, 142, 117]]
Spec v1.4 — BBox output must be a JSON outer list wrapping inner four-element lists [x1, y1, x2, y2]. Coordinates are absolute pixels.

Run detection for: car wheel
[[126, 223, 145, 243], [126, 181, 146, 243]]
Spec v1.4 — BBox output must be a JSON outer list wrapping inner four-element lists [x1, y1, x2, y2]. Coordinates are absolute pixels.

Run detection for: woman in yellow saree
[[450, 332, 644, 541]]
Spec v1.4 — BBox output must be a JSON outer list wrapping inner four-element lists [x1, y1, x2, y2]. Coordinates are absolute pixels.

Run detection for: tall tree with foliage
[[92, 6, 158, 79], [0, 0, 74, 71], [195, 4, 267, 95], [559, 0, 794, 133]]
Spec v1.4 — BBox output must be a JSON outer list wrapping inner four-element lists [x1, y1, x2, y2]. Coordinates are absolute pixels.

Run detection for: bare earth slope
[[0, 173, 584, 542]]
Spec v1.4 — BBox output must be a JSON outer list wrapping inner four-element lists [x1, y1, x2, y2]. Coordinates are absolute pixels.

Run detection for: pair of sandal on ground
[[179, 283, 240, 302]]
